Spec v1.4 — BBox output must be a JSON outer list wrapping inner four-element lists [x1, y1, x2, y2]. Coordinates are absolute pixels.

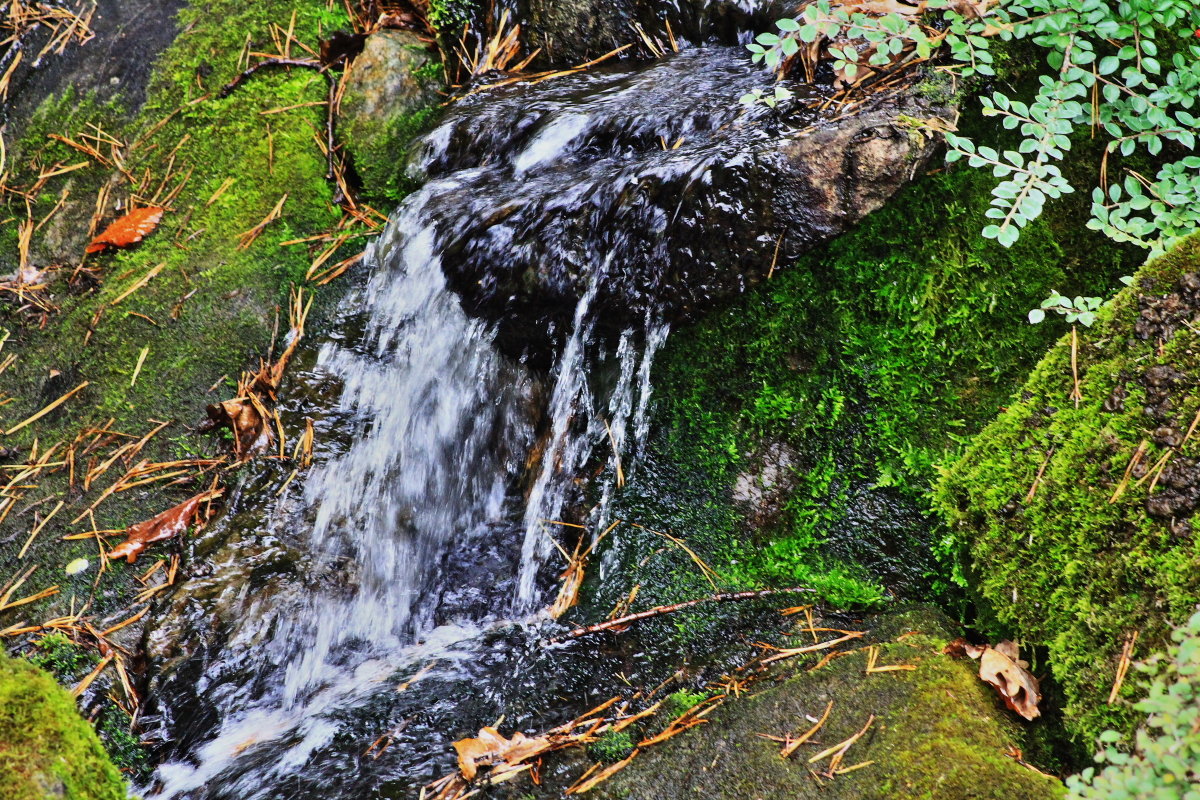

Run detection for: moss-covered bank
[[592, 607, 1064, 800], [935, 235, 1200, 746], [0, 653, 126, 800]]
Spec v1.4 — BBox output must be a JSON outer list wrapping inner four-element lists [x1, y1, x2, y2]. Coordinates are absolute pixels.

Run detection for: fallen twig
[[555, 586, 816, 641]]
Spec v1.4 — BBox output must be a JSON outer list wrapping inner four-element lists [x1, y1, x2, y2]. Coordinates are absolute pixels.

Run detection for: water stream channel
[[139, 27, 925, 799]]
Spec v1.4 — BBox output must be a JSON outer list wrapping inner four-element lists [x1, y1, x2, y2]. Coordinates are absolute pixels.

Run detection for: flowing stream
[[145, 40, 823, 800]]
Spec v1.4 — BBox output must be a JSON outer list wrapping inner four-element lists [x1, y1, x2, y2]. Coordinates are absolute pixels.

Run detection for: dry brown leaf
[[108, 490, 220, 563], [203, 396, 274, 459], [945, 637, 1041, 720], [942, 637, 985, 659], [978, 641, 1041, 720], [453, 727, 553, 782], [86, 207, 164, 254]]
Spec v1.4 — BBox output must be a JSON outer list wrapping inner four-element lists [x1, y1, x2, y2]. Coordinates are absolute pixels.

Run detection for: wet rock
[[1102, 383, 1126, 413], [1152, 425, 1183, 448], [406, 47, 954, 352], [732, 440, 799, 527], [1134, 271, 1200, 342], [1146, 457, 1200, 519], [514, 0, 790, 65], [338, 30, 441, 194]]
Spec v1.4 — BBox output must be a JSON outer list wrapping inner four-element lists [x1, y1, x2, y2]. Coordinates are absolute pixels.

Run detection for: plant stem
[[1070, 325, 1082, 408]]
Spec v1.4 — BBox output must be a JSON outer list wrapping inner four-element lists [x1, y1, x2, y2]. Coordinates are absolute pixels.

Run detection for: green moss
[[934, 235, 1200, 746], [589, 730, 635, 762], [593, 607, 1064, 800], [25, 634, 97, 683], [661, 689, 709, 718], [427, 0, 478, 33], [0, 653, 126, 800]]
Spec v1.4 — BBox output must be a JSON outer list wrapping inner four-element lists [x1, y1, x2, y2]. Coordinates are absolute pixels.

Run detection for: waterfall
[[145, 43, 791, 799]]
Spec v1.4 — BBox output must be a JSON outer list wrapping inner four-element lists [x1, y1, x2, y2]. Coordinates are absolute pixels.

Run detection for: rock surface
[[511, 0, 792, 65], [338, 29, 441, 198], [403, 46, 955, 350]]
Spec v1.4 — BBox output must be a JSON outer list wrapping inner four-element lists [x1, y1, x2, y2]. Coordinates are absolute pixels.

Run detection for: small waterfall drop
[[145, 42, 810, 799]]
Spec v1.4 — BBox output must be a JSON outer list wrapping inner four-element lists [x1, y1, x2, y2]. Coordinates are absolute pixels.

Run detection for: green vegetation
[[590, 95, 1138, 625], [935, 235, 1200, 745], [589, 730, 635, 762], [1066, 610, 1200, 798], [25, 634, 97, 683], [753, 0, 1200, 252], [0, 654, 126, 800]]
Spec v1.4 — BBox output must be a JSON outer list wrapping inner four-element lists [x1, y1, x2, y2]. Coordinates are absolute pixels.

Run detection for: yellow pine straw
[[864, 644, 916, 674], [110, 262, 165, 306], [781, 700, 833, 758], [3, 381, 88, 435], [808, 714, 875, 765], [72, 654, 114, 697], [130, 346, 149, 386], [18, 500, 64, 558]]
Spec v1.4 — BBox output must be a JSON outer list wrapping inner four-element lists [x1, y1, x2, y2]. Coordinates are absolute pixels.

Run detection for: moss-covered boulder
[[935, 235, 1200, 745], [339, 29, 440, 203], [593, 608, 1063, 800], [0, 654, 126, 800]]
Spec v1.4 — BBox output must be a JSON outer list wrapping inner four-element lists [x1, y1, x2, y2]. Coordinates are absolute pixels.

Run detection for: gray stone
[[338, 30, 441, 196]]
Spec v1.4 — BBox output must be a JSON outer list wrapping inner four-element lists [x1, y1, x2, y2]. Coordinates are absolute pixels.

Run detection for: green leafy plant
[[1028, 288, 1111, 407], [1027, 290, 1103, 328], [1066, 610, 1200, 798], [749, 0, 1200, 253]]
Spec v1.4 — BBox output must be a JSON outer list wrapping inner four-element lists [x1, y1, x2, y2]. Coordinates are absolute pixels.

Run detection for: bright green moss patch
[[934, 235, 1200, 746], [0, 653, 126, 800]]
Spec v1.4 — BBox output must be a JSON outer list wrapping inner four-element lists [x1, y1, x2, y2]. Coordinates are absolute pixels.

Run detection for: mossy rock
[[0, 654, 126, 800], [935, 234, 1200, 745], [592, 608, 1063, 800], [339, 29, 441, 204]]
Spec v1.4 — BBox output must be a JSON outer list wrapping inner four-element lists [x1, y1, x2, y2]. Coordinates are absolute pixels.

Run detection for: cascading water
[[142, 33, 881, 799]]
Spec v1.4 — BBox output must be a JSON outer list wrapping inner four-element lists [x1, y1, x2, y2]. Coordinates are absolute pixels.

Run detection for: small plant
[[739, 85, 793, 108], [589, 729, 635, 762], [663, 689, 710, 717], [1027, 282, 1129, 407], [1027, 290, 1103, 328], [26, 632, 96, 681], [1065, 610, 1200, 798]]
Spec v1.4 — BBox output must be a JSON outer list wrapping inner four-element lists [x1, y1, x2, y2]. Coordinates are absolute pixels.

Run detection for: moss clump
[[934, 235, 1200, 746], [589, 730, 635, 762], [592, 607, 1064, 800], [25, 634, 97, 683], [0, 654, 126, 800]]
